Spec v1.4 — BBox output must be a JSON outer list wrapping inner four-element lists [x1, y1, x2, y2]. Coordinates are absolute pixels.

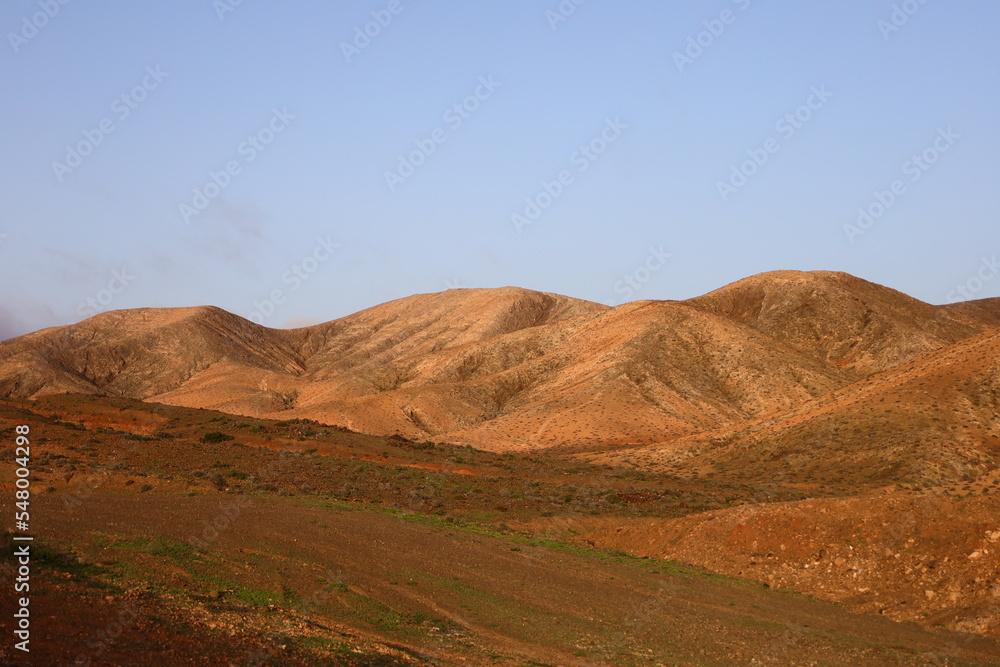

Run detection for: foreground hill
[[534, 491, 1000, 639], [3, 396, 999, 664], [0, 272, 998, 456]]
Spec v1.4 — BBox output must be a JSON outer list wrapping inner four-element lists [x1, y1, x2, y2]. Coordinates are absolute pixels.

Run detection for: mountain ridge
[[2, 271, 998, 461]]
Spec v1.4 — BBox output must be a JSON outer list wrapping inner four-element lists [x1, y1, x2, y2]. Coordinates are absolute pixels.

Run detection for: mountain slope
[[593, 328, 1000, 487], [145, 296, 861, 449], [0, 306, 304, 400]]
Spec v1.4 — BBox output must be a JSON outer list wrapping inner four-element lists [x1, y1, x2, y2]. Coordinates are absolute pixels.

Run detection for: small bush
[[201, 432, 234, 443]]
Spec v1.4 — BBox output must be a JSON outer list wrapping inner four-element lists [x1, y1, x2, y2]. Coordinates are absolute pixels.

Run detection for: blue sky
[[1, 0, 998, 338]]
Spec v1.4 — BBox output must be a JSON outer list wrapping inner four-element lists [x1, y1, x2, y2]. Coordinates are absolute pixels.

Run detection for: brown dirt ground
[[4, 492, 1000, 666]]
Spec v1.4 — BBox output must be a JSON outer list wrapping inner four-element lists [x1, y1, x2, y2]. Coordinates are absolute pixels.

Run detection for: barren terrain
[[2, 397, 999, 665]]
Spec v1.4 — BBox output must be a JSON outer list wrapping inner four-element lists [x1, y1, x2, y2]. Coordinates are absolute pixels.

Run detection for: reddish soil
[[5, 492, 1000, 666], [534, 491, 1000, 638]]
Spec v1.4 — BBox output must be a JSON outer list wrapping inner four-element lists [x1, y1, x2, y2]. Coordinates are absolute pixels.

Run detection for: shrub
[[201, 432, 234, 443], [211, 473, 226, 490]]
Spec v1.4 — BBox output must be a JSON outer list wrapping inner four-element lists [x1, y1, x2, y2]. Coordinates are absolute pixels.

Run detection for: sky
[[1, 0, 998, 339]]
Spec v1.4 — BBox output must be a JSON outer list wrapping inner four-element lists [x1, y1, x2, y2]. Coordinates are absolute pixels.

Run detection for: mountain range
[[2, 270, 998, 484]]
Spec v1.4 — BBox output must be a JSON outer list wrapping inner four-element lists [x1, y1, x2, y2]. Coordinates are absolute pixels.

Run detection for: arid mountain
[[0, 306, 303, 399], [1, 272, 998, 458], [686, 271, 999, 376], [589, 327, 1000, 488]]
